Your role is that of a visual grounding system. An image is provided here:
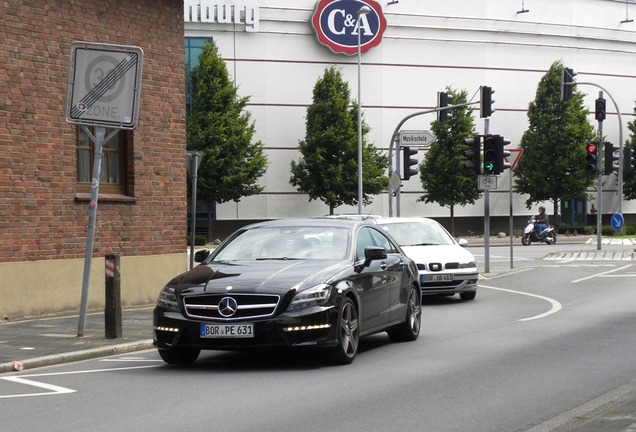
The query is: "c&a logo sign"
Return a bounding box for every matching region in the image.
[312,0,387,56]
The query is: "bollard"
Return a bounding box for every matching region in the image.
[105,253,122,339]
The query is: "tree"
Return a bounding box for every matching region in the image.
[514,61,595,223]
[290,65,388,214]
[418,88,481,235]
[187,41,268,239]
[623,108,636,201]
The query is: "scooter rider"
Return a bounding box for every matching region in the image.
[534,206,549,238]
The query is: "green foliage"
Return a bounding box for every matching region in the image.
[624,107,636,200]
[290,65,388,213]
[514,61,595,215]
[418,87,480,234]
[186,235,208,246]
[187,40,269,205]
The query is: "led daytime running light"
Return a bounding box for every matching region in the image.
[284,324,331,332]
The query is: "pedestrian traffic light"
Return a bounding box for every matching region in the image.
[595,97,606,122]
[463,135,481,175]
[604,142,619,175]
[561,67,576,101]
[483,135,497,174]
[495,135,511,174]
[585,142,598,175]
[402,146,418,181]
[480,86,495,118]
[625,147,634,174]
[437,91,451,122]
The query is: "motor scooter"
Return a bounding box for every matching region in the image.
[521,219,557,245]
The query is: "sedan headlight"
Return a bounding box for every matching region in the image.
[157,286,179,311]
[288,284,332,311]
[459,261,477,269]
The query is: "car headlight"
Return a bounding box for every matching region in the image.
[288,284,332,311]
[157,286,179,311]
[459,261,477,269]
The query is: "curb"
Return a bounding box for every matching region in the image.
[0,340,154,374]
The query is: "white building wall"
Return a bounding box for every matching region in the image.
[185,0,636,222]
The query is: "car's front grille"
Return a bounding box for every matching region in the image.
[183,293,280,321]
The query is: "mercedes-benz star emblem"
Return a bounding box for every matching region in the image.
[218,297,238,317]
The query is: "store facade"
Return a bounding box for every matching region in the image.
[185,0,636,236]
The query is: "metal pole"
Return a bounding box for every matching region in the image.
[484,118,490,273]
[189,153,199,270]
[356,8,369,214]
[509,170,514,269]
[596,93,603,249]
[78,126,105,337]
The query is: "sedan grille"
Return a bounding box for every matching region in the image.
[183,293,280,321]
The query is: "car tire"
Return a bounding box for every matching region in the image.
[460,291,477,301]
[388,287,421,342]
[158,347,201,365]
[330,298,359,365]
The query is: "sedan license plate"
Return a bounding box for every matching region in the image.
[421,274,453,283]
[200,323,254,338]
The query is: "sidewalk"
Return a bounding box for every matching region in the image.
[0,307,154,373]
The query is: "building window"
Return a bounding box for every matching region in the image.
[185,37,213,114]
[76,127,128,195]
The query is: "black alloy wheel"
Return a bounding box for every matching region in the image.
[388,287,421,342]
[331,298,359,365]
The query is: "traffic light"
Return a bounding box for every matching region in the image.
[625,147,634,174]
[463,135,481,175]
[604,142,619,175]
[437,91,450,122]
[483,135,497,174]
[595,97,606,122]
[480,86,495,118]
[495,135,511,174]
[402,146,418,181]
[561,67,576,101]
[585,142,598,175]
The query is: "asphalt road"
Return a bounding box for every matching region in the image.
[2,247,635,432]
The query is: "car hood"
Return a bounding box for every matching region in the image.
[169,259,348,295]
[400,244,476,265]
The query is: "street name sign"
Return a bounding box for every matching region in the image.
[65,42,144,129]
[399,130,436,147]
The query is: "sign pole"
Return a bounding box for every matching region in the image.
[78,126,105,337]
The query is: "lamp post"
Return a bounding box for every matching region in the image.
[356,5,370,214]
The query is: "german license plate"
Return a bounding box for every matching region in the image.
[200,323,254,338]
[421,274,453,283]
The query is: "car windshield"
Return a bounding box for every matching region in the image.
[380,222,455,247]
[212,225,351,262]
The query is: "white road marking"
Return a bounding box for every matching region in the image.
[481,284,562,321]
[571,264,633,283]
[0,363,159,399]
[0,376,75,398]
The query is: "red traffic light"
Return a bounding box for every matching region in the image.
[586,143,596,154]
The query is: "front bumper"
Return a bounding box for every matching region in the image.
[153,305,340,351]
[418,271,479,295]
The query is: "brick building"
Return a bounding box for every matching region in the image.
[1,0,187,320]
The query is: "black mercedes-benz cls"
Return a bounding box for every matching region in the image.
[153,218,421,365]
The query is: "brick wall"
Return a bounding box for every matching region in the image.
[0,0,187,262]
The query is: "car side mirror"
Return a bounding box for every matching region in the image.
[193,249,210,263]
[364,246,387,261]
[457,238,469,247]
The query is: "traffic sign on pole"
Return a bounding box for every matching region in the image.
[65,41,144,129]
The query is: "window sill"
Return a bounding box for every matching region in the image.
[74,193,137,203]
